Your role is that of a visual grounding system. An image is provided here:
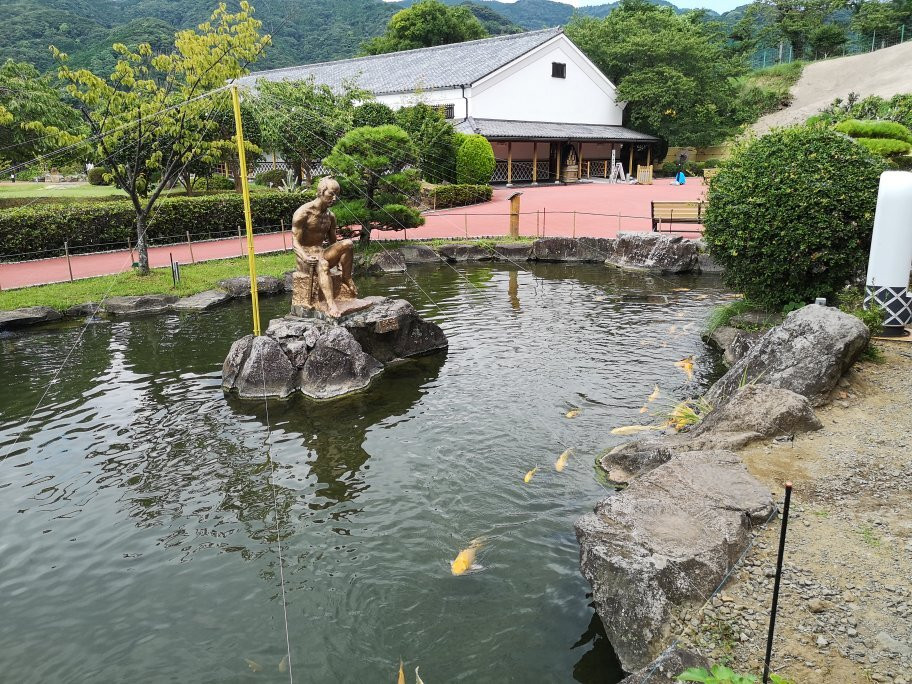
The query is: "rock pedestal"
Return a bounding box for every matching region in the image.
[222,296,447,400]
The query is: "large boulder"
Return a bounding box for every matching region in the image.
[222,334,296,398]
[604,233,699,274]
[705,326,760,367]
[694,384,821,439]
[342,297,448,362]
[530,237,613,262]
[103,295,177,316]
[173,289,233,311]
[0,306,63,331]
[490,242,533,262]
[619,648,711,684]
[436,243,492,262]
[363,250,406,273]
[398,244,440,264]
[298,326,384,399]
[218,275,284,297]
[706,304,869,406]
[575,450,775,672]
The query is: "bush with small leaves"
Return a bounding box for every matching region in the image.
[87,167,109,185]
[456,134,496,185]
[255,169,286,187]
[704,126,886,308]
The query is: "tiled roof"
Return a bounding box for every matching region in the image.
[454,117,660,142]
[238,28,563,95]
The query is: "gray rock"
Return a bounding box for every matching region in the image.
[0,306,63,330]
[604,233,699,274]
[693,384,822,441]
[283,270,294,291]
[365,249,406,273]
[298,326,383,399]
[65,302,101,318]
[490,242,532,262]
[436,243,492,262]
[103,295,177,316]
[173,289,233,311]
[729,310,783,329]
[223,334,296,398]
[575,450,775,671]
[696,253,724,274]
[218,275,284,297]
[530,237,613,262]
[706,305,870,406]
[398,244,441,264]
[706,326,760,367]
[619,648,711,684]
[342,297,448,363]
[600,444,675,486]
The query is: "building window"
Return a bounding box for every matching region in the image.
[435,103,455,119]
[551,62,566,78]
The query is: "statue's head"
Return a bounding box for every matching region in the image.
[317,177,341,207]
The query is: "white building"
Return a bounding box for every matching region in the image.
[241,28,658,183]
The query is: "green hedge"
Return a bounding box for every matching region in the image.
[834,119,912,144]
[255,169,286,187]
[427,184,493,209]
[854,137,912,157]
[87,167,110,186]
[0,190,314,259]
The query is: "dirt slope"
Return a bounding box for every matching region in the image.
[754,42,912,133]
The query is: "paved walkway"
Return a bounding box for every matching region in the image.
[0,179,705,290]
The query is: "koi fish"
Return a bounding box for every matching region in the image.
[245,658,262,673]
[594,295,606,302]
[398,660,406,684]
[451,538,484,575]
[565,408,581,418]
[611,425,663,436]
[523,467,538,483]
[669,324,678,334]
[639,405,649,414]
[672,287,691,292]
[675,357,695,380]
[279,655,288,673]
[694,294,709,300]
[415,666,426,684]
[648,385,661,402]
[555,449,572,472]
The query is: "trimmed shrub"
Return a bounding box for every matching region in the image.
[704,127,886,308]
[352,101,396,128]
[854,137,912,158]
[427,184,493,209]
[456,134,496,185]
[87,167,109,185]
[255,168,287,187]
[0,190,314,259]
[889,154,912,170]
[834,119,912,144]
[204,174,236,190]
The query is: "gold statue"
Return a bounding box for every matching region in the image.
[290,177,368,318]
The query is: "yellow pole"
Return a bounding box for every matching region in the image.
[231,85,261,337]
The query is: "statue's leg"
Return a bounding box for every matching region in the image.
[317,258,339,316]
[324,239,356,298]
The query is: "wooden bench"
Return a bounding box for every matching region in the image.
[651,201,705,232]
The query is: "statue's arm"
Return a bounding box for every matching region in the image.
[325,212,338,245]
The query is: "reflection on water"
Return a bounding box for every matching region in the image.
[0,264,727,683]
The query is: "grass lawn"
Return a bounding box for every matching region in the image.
[0,236,536,311]
[0,182,128,199]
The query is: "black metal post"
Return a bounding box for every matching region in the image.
[763,481,793,683]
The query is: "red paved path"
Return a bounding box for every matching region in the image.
[0,179,705,290]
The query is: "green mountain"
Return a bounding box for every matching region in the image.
[2,0,731,74]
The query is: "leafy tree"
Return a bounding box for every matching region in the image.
[455,134,495,184]
[323,124,423,244]
[704,126,885,308]
[360,0,488,55]
[353,101,396,128]
[256,78,366,185]
[851,0,900,39]
[395,103,457,183]
[48,3,269,274]
[209,101,263,191]
[758,0,842,59]
[567,1,747,146]
[0,60,82,171]
[808,23,848,56]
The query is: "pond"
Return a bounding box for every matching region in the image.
[0,263,730,683]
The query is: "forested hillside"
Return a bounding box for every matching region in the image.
[2,0,718,73]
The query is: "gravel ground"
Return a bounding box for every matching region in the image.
[679,342,912,683]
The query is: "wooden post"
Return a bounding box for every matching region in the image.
[272,152,277,170]
[646,146,652,168]
[578,143,584,178]
[186,231,195,263]
[543,207,547,235]
[604,151,609,178]
[532,142,538,184]
[464,213,468,239]
[64,241,74,282]
[587,161,591,178]
[506,141,513,187]
[536,210,540,237]
[508,192,522,238]
[127,236,134,263]
[238,224,244,256]
[281,220,287,251]
[628,145,634,178]
[572,211,577,239]
[555,147,561,184]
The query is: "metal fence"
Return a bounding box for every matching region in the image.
[749,24,910,69]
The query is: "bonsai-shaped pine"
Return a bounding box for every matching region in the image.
[704,126,886,309]
[324,124,423,245]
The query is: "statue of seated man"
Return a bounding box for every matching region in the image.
[291,177,356,317]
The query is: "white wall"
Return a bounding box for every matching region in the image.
[468,36,624,126]
[375,88,467,119]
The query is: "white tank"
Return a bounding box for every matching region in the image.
[864,171,912,334]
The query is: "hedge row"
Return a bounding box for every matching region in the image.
[854,137,912,158]
[834,119,912,144]
[0,190,314,260]
[427,184,493,209]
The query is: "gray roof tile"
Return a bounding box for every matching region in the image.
[239,28,563,94]
[454,117,660,142]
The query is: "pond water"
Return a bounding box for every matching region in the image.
[0,263,731,683]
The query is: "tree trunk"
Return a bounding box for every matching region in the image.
[359,223,370,246]
[303,159,313,186]
[181,170,193,196]
[229,157,242,192]
[135,212,150,275]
